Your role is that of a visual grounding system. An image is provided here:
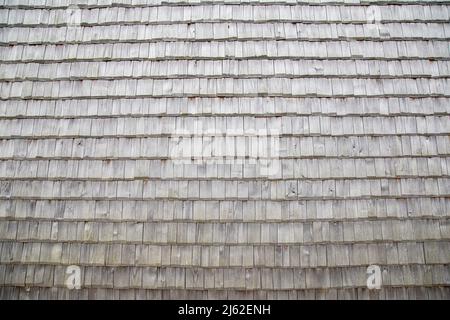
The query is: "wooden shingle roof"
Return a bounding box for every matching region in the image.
[0,0,449,299]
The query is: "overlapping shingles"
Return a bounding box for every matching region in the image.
[1,157,449,179]
[3,59,450,80]
[2,40,449,63]
[1,5,449,26]
[2,0,450,8]
[0,1,449,299]
[2,23,450,44]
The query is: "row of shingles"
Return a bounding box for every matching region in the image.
[0,244,446,277]
[1,157,449,178]
[1,80,450,100]
[0,263,449,291]
[2,59,450,81]
[1,98,449,118]
[0,115,447,137]
[13,178,448,201]
[1,240,446,267]
[1,41,448,63]
[1,0,450,8]
[0,198,448,221]
[1,261,449,289]
[0,234,448,271]
[1,23,450,45]
[0,177,448,199]
[0,217,448,242]
[2,286,450,300]
[1,4,449,26]
[3,78,450,99]
[0,247,446,277]
[1,136,448,159]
